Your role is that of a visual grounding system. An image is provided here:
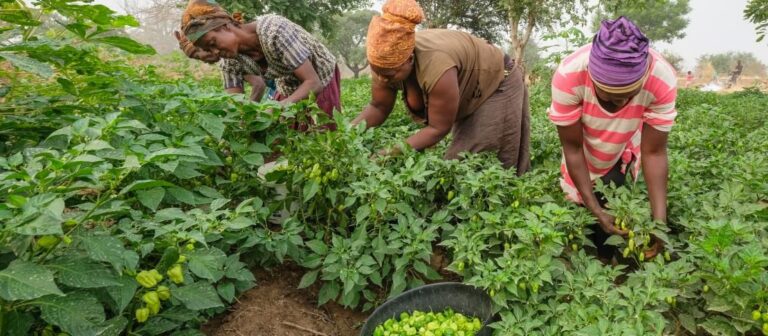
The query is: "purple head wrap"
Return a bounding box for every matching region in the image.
[589,16,649,88]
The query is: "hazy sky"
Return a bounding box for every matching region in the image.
[656,0,768,70]
[99,0,767,70]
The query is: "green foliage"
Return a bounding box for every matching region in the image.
[745,0,768,42]
[661,50,685,72]
[420,0,507,44]
[325,10,376,78]
[594,0,692,43]
[2,1,768,335]
[697,52,768,77]
[214,0,370,37]
[500,0,591,64]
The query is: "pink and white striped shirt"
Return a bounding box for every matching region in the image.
[548,45,678,203]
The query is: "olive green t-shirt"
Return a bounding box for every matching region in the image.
[413,29,505,120]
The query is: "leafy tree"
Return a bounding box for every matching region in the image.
[419,0,507,44]
[325,10,376,78]
[215,0,370,37]
[661,50,685,72]
[122,0,183,54]
[593,0,691,43]
[744,0,768,42]
[499,0,591,65]
[696,52,767,77]
[510,38,542,68]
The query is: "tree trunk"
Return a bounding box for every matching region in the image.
[349,63,367,79]
[507,3,539,69]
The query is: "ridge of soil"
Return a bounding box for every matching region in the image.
[202,265,368,336]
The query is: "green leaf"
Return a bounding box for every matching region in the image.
[298,270,319,289]
[167,187,198,205]
[105,275,138,315]
[699,317,738,336]
[46,257,120,288]
[389,269,407,299]
[317,281,340,306]
[199,114,225,140]
[305,240,328,255]
[3,311,35,336]
[355,205,371,223]
[7,194,27,208]
[242,153,264,166]
[94,36,156,55]
[38,292,105,336]
[156,247,181,273]
[136,318,179,336]
[57,77,78,95]
[0,260,63,301]
[678,314,697,334]
[146,148,206,162]
[217,281,236,303]
[188,248,227,281]
[95,317,129,336]
[172,281,225,310]
[247,142,272,153]
[71,154,104,163]
[303,179,320,201]
[170,329,206,336]
[0,52,53,78]
[14,198,65,236]
[119,180,176,195]
[137,187,165,211]
[0,8,41,26]
[604,235,625,246]
[81,235,139,273]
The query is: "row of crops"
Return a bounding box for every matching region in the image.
[1,1,768,335]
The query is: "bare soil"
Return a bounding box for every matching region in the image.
[202,265,368,336]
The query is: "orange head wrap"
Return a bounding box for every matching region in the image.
[366,0,424,69]
[181,0,237,44]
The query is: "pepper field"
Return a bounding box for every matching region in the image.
[1,3,767,336]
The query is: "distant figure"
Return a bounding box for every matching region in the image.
[728,60,743,88]
[685,70,694,88]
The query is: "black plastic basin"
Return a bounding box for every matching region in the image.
[359,282,496,336]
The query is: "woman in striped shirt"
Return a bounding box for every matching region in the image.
[548,17,677,261]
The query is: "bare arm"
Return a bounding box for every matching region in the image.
[281,59,323,105]
[352,76,397,128]
[556,122,626,235]
[244,74,266,102]
[641,125,669,222]
[225,87,244,94]
[405,68,459,150]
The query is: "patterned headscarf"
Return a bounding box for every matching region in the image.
[181,0,237,44]
[176,12,243,58]
[366,0,424,69]
[589,16,650,94]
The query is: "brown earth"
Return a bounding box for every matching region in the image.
[202,265,368,336]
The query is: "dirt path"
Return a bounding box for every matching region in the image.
[202,265,368,336]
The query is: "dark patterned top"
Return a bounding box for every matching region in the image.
[252,14,336,96]
[219,54,261,90]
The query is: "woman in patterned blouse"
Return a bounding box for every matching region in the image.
[181,0,340,126]
[174,30,268,102]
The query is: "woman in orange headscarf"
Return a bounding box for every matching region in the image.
[353,0,531,174]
